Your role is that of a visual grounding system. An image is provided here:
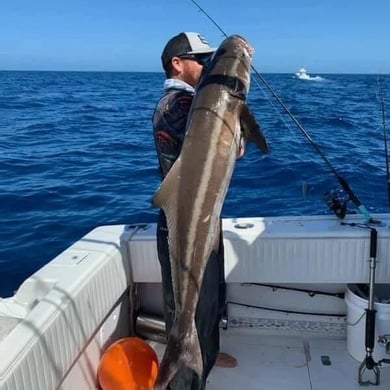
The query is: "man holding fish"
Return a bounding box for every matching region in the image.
[152,31,267,389]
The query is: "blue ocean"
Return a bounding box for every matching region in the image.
[1,71,389,297]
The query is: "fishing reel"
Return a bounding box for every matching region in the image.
[323,189,348,219]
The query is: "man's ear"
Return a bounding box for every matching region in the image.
[170,57,182,74]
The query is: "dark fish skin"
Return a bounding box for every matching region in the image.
[152,34,267,389]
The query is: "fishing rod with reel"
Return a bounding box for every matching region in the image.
[377,75,389,208]
[190,0,379,224]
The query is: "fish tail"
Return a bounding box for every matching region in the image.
[154,320,202,389]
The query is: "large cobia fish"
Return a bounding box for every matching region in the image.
[152,34,268,389]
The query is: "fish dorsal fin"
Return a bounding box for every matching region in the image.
[152,158,182,308]
[240,104,269,153]
[152,157,181,211]
[152,157,182,247]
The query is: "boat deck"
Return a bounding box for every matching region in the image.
[150,330,390,389]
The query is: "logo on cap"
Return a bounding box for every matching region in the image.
[197,34,209,45]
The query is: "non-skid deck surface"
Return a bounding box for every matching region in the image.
[149,332,390,389]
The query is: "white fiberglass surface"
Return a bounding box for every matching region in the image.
[149,331,390,389]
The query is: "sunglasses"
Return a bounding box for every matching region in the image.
[178,54,212,66]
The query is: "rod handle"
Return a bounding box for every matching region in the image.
[370,228,377,258]
[365,309,377,350]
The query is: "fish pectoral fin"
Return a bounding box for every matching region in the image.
[155,320,203,389]
[240,104,269,153]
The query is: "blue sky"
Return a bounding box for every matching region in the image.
[1,0,389,73]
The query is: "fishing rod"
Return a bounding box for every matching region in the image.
[378,75,389,207]
[190,0,376,223]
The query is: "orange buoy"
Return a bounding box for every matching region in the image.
[98,337,159,390]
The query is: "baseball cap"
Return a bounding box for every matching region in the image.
[161,32,216,69]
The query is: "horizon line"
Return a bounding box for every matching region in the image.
[1,69,389,76]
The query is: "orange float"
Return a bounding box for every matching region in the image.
[98,337,159,390]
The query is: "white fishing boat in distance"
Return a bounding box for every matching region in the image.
[1,214,390,389]
[295,67,323,81]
